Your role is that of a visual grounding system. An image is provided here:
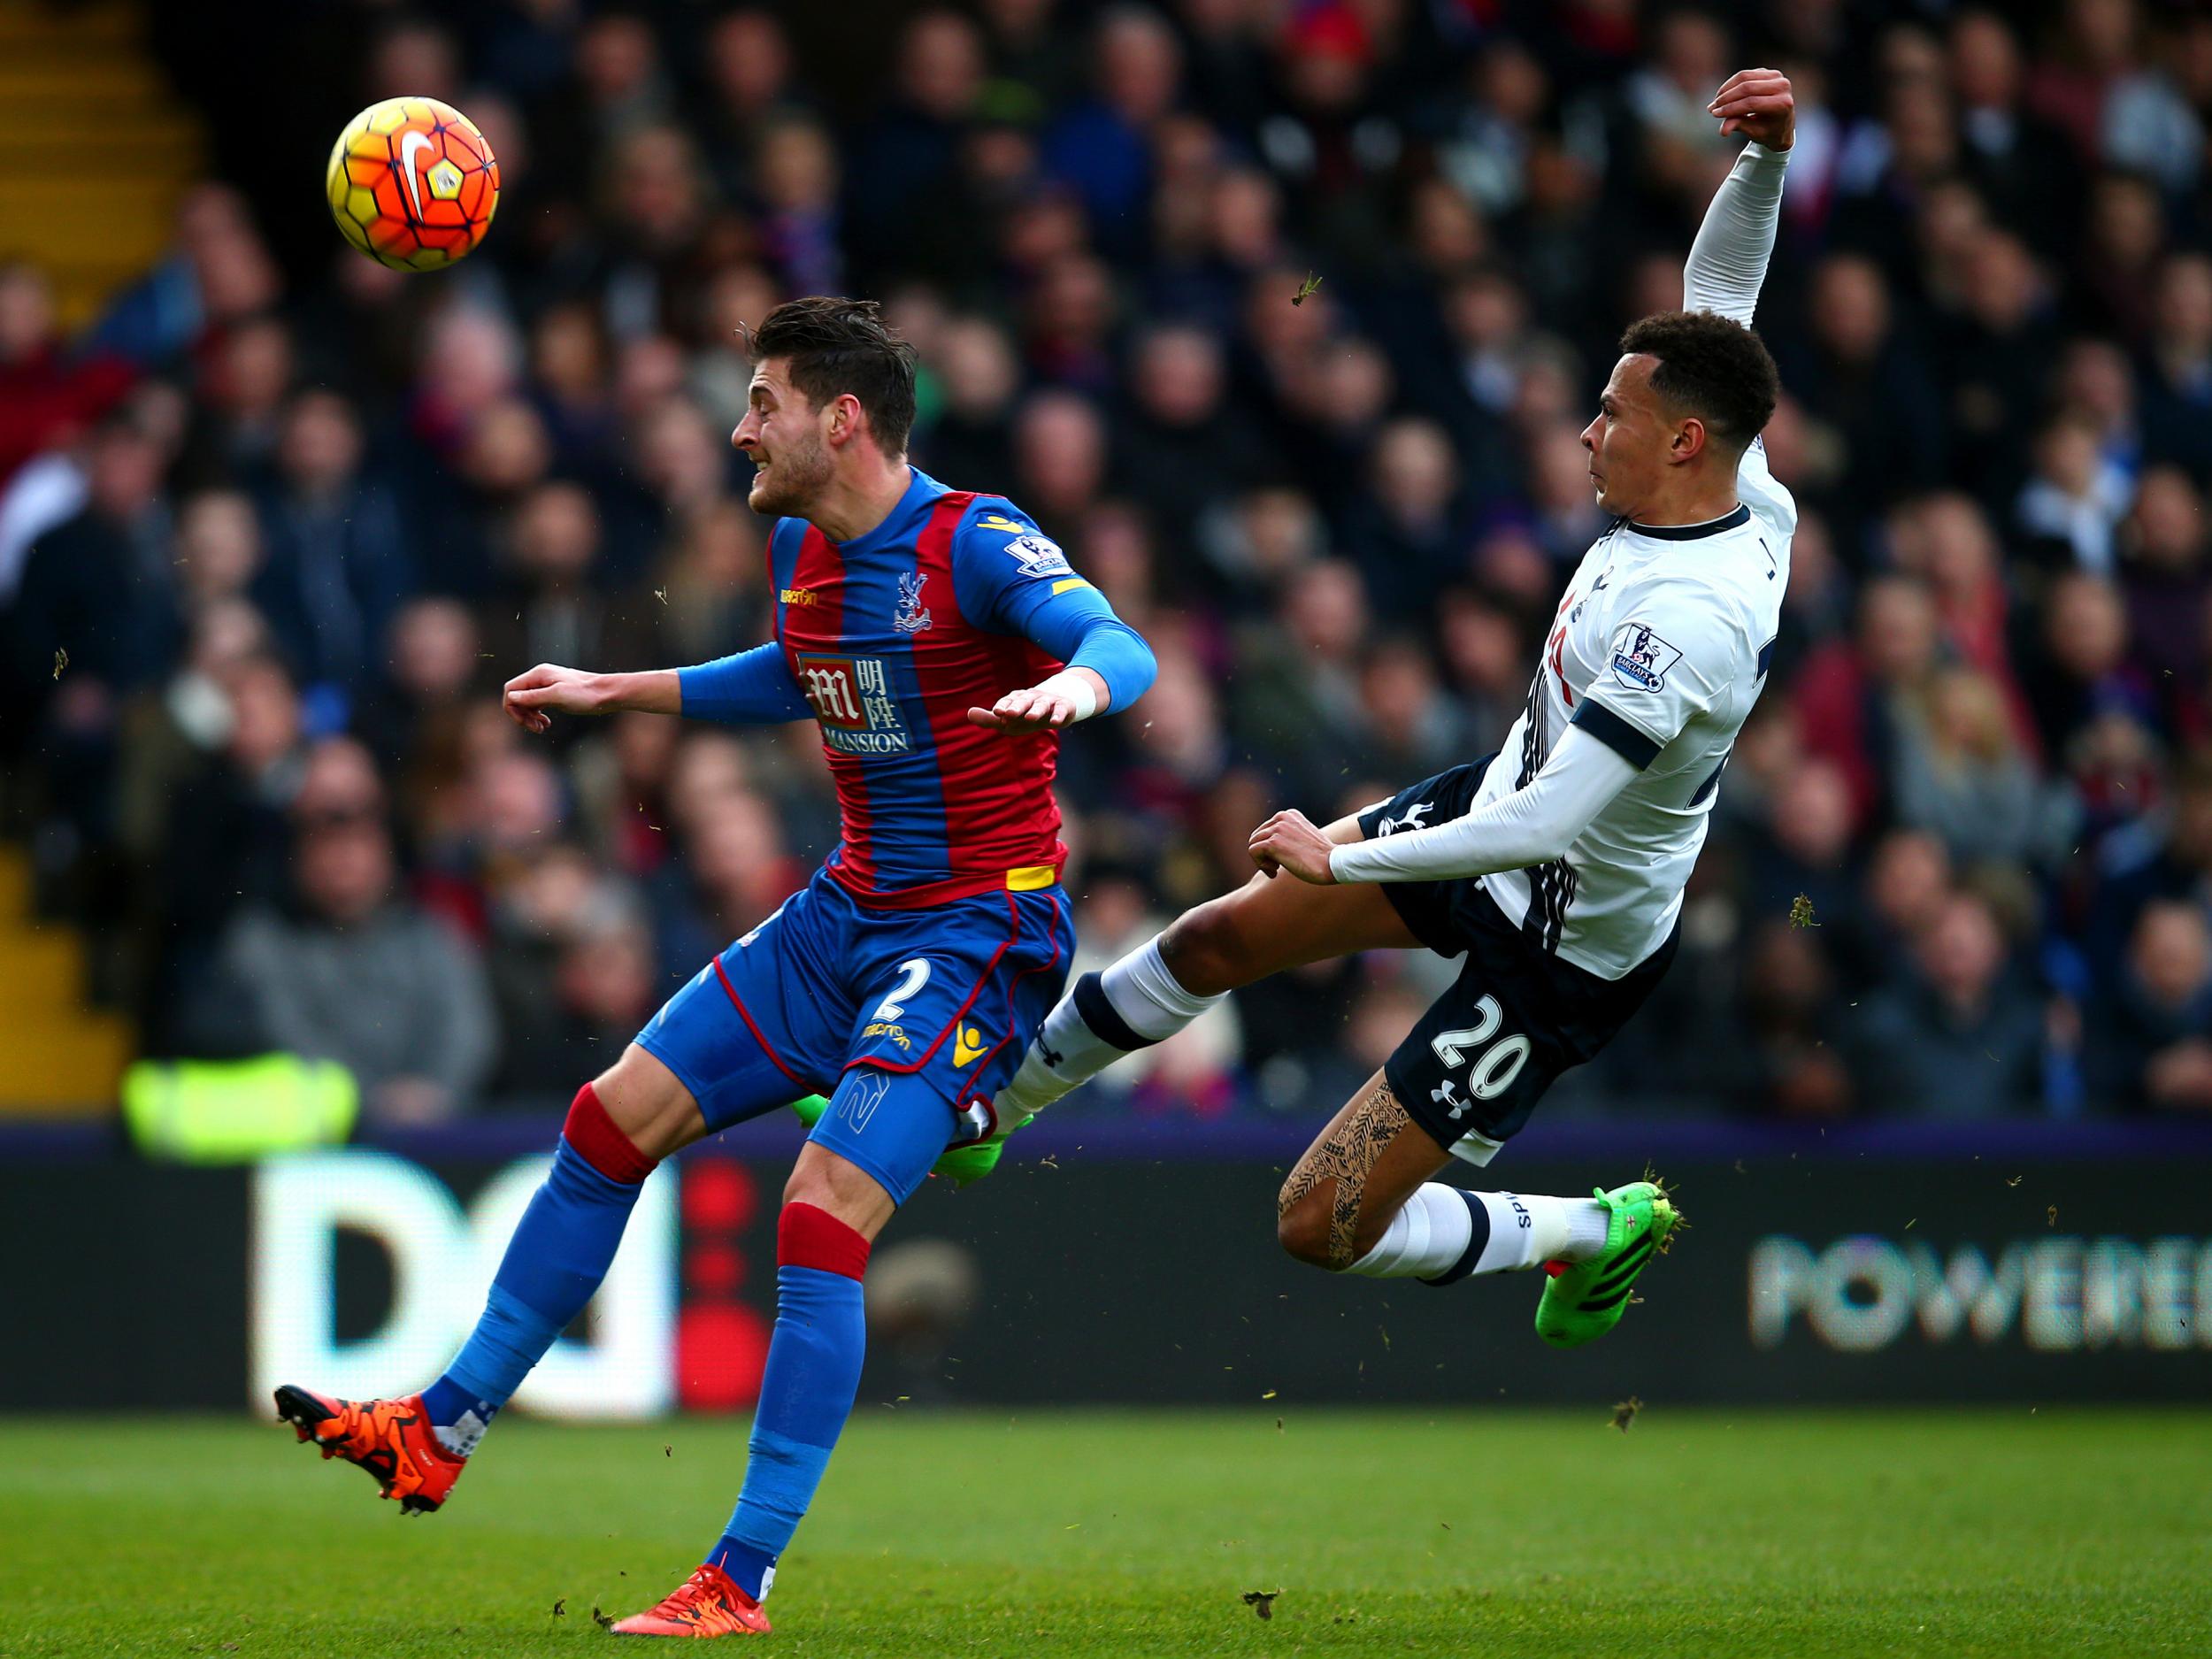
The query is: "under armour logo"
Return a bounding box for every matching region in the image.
[1430,1077,1467,1119]
[1379,802,1432,837]
[1038,1040,1065,1069]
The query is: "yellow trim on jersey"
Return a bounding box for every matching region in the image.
[1006,864,1056,891]
[1051,577,1091,595]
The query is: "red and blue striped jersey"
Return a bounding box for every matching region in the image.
[767,469,1102,909]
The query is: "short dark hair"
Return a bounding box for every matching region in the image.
[746,296,918,455]
[1617,309,1780,453]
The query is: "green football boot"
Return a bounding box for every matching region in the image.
[1533,1179,1680,1348]
[787,1094,1031,1189]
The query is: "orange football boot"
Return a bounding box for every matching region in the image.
[273,1385,465,1514]
[610,1564,773,1638]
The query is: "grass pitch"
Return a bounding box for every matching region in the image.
[0,1409,2204,1657]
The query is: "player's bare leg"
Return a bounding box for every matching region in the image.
[276,1043,703,1510]
[1274,1072,1453,1270]
[1271,1070,1667,1303]
[1000,813,1417,1116]
[594,1041,714,1160]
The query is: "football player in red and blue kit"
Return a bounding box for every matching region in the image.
[273,297,1156,1639]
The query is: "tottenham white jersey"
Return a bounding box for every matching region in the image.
[1472,442,1795,979]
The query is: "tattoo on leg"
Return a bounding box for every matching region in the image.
[1278,1081,1410,1269]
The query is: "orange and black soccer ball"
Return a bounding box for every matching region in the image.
[325,97,499,271]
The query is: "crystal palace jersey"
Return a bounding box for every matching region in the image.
[767,468,1086,909]
[1471,440,1796,978]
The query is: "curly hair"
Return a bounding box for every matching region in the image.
[745,296,918,455]
[1617,309,1780,453]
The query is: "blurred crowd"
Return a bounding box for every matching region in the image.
[3,0,2210,1127]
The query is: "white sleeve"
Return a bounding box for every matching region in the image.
[1326,725,1640,885]
[1578,574,1749,755]
[1683,142,1789,326]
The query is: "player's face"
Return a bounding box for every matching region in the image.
[733,358,833,518]
[1580,354,1671,518]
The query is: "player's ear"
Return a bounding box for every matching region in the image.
[1672,416,1708,465]
[826,392,863,448]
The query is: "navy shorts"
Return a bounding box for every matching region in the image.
[1356,758,1678,1163]
[636,865,1074,1204]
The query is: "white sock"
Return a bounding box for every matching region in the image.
[1000,935,1225,1115]
[1481,1192,1612,1268]
[1348,1188,1611,1283]
[1346,1184,1476,1278]
[1101,935,1223,1038]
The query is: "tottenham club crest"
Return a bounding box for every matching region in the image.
[894,570,933,634]
[1608,620,1683,693]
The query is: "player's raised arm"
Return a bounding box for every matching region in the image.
[502,641,810,733]
[1683,68,1793,326]
[950,501,1157,736]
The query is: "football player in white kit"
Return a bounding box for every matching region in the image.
[988,68,1799,1347]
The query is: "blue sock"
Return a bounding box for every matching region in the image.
[424,1129,648,1454]
[707,1206,870,1600]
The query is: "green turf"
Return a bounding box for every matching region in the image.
[1,1409,2205,1656]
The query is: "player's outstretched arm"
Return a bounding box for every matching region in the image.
[1684,68,1793,326]
[1250,725,1640,886]
[503,641,812,733]
[503,664,680,732]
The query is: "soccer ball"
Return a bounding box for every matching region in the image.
[325,97,499,272]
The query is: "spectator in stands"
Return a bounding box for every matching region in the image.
[1847,892,2047,1118]
[2091,900,2212,1110]
[1113,323,1269,540]
[9,1,2212,1130]
[1793,574,1943,830]
[254,390,411,695]
[0,262,134,488]
[1892,667,2079,871]
[477,480,612,687]
[188,810,495,1123]
[2120,466,2212,715]
[2090,758,2212,971]
[2139,253,2212,478]
[1791,254,1948,555]
[1342,417,1472,619]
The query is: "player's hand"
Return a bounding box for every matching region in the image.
[1248,808,1338,884]
[1709,67,1793,150]
[967,673,1094,736]
[503,664,606,733]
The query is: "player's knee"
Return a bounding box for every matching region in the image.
[562,1081,657,1184]
[1161,901,1253,997]
[585,1046,703,1164]
[1274,1191,1344,1271]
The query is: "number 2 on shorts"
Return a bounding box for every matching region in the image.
[872,957,932,1021]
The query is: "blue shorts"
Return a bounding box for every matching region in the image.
[636,866,1074,1205]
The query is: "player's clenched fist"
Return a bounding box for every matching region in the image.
[1248,808,1338,884]
[1708,67,1793,150]
[503,663,607,733]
